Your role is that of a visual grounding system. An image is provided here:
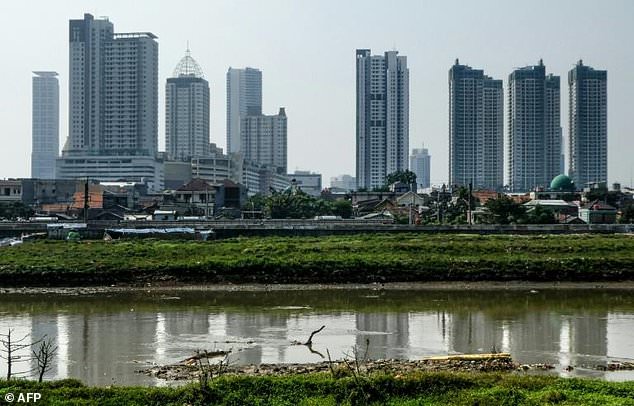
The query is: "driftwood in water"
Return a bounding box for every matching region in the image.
[304,325,325,346]
[425,353,511,361]
[181,350,230,365]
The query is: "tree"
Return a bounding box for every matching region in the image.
[620,204,634,224]
[266,190,332,219]
[484,195,526,224]
[32,337,58,382]
[524,205,557,224]
[386,170,417,188]
[0,329,43,380]
[0,202,34,220]
[332,200,353,219]
[243,194,267,211]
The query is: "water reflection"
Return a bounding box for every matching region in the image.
[0,288,632,386]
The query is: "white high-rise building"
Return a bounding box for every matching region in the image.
[568,60,607,187]
[31,71,59,179]
[508,60,561,192]
[226,67,262,154]
[449,60,503,190]
[356,49,409,190]
[240,108,287,172]
[166,48,210,161]
[410,146,431,190]
[58,14,163,190]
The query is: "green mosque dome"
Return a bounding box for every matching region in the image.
[550,174,575,191]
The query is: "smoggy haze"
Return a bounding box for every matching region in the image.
[1,0,633,186]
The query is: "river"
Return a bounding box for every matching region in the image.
[0,286,633,386]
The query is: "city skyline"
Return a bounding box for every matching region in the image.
[1,1,633,187]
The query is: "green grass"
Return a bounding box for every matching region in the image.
[1,373,634,405]
[1,234,634,286]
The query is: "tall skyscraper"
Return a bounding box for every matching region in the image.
[508,60,561,192]
[545,74,563,184]
[410,146,431,189]
[58,14,163,190]
[356,49,409,190]
[226,67,262,154]
[448,60,503,190]
[240,108,287,172]
[568,60,607,187]
[31,71,59,179]
[166,48,210,161]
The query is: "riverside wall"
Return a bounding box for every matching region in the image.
[1,220,633,239]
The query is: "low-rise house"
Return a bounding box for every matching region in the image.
[153,210,177,221]
[395,191,429,208]
[579,200,617,224]
[164,178,246,218]
[523,199,579,222]
[0,180,22,202]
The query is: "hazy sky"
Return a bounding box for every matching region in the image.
[1,0,633,187]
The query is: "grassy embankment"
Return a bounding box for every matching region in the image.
[1,234,634,286]
[2,373,634,405]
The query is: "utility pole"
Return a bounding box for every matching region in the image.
[83,177,89,223]
[467,182,473,225]
[205,185,209,219]
[409,181,415,225]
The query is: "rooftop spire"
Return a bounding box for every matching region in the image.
[172,44,204,78]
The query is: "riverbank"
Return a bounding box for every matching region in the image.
[2,372,634,405]
[1,234,634,286]
[142,354,519,381]
[4,280,634,296]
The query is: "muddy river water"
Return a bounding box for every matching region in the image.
[1,286,633,386]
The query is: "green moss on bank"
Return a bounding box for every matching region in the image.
[1,373,634,405]
[1,234,634,286]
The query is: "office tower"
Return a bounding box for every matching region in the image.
[330,174,357,191]
[31,71,59,179]
[240,108,287,172]
[226,67,262,154]
[58,14,163,190]
[568,60,607,187]
[166,48,210,160]
[288,170,322,197]
[356,49,409,190]
[448,60,503,190]
[410,146,431,189]
[507,60,561,192]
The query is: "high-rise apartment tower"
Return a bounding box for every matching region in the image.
[356,49,409,190]
[31,71,59,179]
[507,60,562,192]
[568,60,607,187]
[240,108,287,172]
[57,14,163,190]
[448,60,503,190]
